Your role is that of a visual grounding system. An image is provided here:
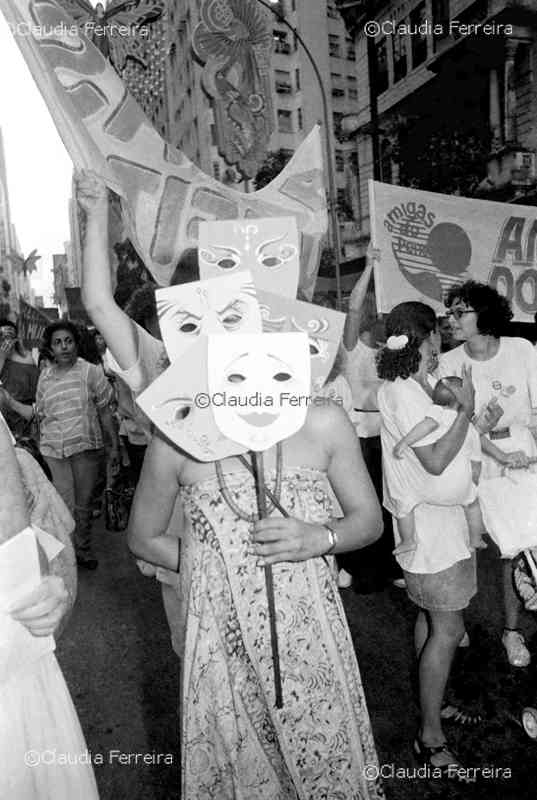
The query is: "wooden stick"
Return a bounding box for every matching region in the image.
[251,450,283,709]
[237,454,289,518]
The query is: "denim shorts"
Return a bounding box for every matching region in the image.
[404,553,477,612]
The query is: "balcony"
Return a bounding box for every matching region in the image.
[274,40,292,55]
[276,81,293,94]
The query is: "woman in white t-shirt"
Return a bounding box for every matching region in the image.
[440,281,537,669]
[377,301,477,777]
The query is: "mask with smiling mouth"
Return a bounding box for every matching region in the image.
[136,332,311,459]
[208,332,310,452]
[156,270,262,363]
[198,218,300,298]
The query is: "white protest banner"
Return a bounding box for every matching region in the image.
[369,180,537,321]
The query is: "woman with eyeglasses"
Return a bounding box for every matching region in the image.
[440,280,537,668]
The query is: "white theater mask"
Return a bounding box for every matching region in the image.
[208,332,311,452]
[156,271,262,362]
[198,218,300,297]
[256,291,344,392]
[136,337,237,462]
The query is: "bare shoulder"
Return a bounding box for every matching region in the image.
[305,401,354,447]
[148,430,187,479]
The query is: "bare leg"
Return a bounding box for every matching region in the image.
[502,557,530,666]
[394,512,417,556]
[465,500,487,550]
[418,609,465,761]
[504,558,521,630]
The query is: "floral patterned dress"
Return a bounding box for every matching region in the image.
[177,466,384,800]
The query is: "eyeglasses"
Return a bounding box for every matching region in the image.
[446,308,475,321]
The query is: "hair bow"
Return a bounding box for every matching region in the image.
[386,334,408,351]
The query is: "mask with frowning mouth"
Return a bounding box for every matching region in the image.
[156,270,262,363]
[198,217,300,298]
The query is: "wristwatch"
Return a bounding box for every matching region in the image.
[322,521,339,555]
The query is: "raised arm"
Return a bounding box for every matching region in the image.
[76,169,139,370]
[343,246,377,351]
[127,432,185,571]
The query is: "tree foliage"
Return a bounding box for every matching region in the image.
[254,150,292,190]
[396,126,490,197]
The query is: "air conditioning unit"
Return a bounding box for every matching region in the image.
[512,151,536,185]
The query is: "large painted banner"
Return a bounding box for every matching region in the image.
[370,180,537,322]
[0,0,328,296]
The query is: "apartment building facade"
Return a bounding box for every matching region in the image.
[337,0,537,261]
[166,0,364,263]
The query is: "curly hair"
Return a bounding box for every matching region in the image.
[445,280,513,338]
[124,283,157,331]
[42,320,80,352]
[376,302,437,381]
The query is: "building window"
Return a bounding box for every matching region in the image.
[392,29,407,83]
[277,108,293,133]
[327,2,338,19]
[331,72,345,98]
[329,34,340,58]
[297,107,303,130]
[333,111,343,138]
[213,162,221,180]
[335,150,345,171]
[273,29,291,54]
[210,124,217,146]
[432,0,450,45]
[346,37,356,61]
[347,75,358,100]
[410,2,428,68]
[375,37,389,94]
[295,68,301,91]
[275,69,292,94]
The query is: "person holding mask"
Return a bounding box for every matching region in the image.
[440,281,537,667]
[36,322,119,570]
[128,399,385,798]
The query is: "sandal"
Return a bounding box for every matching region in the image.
[414,736,475,783]
[441,703,484,726]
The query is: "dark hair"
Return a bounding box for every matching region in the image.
[170,248,200,286]
[124,282,157,331]
[42,321,80,351]
[0,318,26,357]
[376,301,437,381]
[445,280,513,338]
[433,376,462,407]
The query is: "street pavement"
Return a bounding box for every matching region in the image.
[56,515,537,800]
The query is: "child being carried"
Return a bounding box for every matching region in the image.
[393,376,487,556]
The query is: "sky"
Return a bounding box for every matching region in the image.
[0,10,74,305]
